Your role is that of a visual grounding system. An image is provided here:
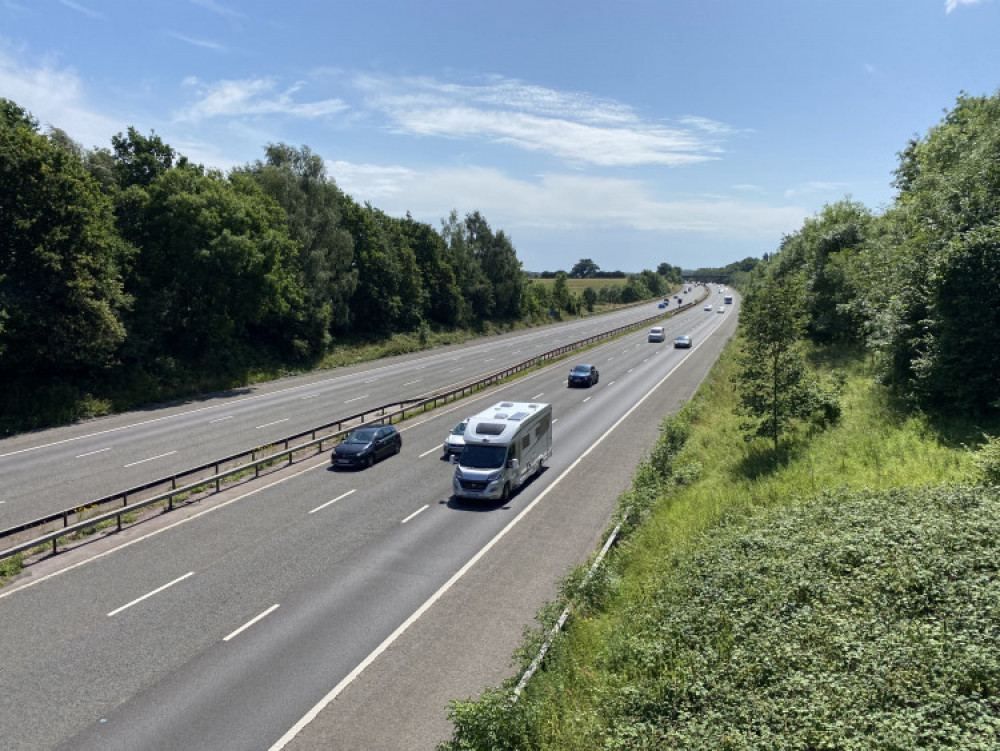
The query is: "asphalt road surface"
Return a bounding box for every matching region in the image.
[0,287,739,750]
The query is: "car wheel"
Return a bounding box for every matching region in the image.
[366,454,375,468]
[394,442,401,455]
[500,483,510,502]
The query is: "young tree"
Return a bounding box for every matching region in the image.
[734,270,814,450]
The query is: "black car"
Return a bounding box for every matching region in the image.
[332,425,402,468]
[568,363,599,387]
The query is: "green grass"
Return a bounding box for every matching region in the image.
[443,339,1000,750]
[528,277,631,294]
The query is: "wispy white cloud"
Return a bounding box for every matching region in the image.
[945,0,985,12]
[188,0,245,18]
[354,74,733,168]
[174,77,349,121]
[330,161,805,240]
[0,47,122,148]
[167,32,228,52]
[60,0,102,19]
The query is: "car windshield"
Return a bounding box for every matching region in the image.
[344,428,378,444]
[571,365,592,374]
[451,422,467,436]
[459,444,508,469]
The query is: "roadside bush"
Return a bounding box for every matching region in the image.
[591,485,1000,749]
[971,433,1000,485]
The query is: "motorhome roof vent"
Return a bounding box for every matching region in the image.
[509,412,529,421]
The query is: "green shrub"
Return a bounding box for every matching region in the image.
[971,434,1000,485]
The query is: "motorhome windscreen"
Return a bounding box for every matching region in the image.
[460,444,507,469]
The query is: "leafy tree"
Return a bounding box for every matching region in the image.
[237,143,357,342]
[639,269,665,297]
[440,210,493,323]
[620,274,651,303]
[657,262,683,285]
[582,286,597,312]
[119,164,307,369]
[734,269,814,450]
[551,272,572,315]
[338,198,423,334]
[0,99,131,378]
[465,211,523,319]
[865,89,1000,411]
[111,126,175,189]
[916,222,1000,411]
[570,258,600,278]
[401,213,465,326]
[777,199,873,343]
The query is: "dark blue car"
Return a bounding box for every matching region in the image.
[332,425,402,468]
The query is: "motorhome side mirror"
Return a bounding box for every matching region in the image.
[450,454,458,464]
[509,458,519,470]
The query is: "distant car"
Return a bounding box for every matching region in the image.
[568,363,599,387]
[443,419,470,456]
[658,302,667,308]
[674,334,692,348]
[704,304,713,311]
[648,326,665,342]
[332,425,401,468]
[717,306,725,313]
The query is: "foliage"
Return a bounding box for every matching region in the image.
[444,342,994,750]
[236,143,357,341]
[2,98,577,431]
[776,199,874,343]
[0,98,131,380]
[569,258,600,278]
[971,434,1000,485]
[117,163,308,370]
[591,484,1000,750]
[733,269,817,450]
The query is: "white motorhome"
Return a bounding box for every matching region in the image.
[452,401,552,501]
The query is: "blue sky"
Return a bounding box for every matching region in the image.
[2,0,998,272]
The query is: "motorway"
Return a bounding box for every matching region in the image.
[2,293,698,531]
[0,287,739,750]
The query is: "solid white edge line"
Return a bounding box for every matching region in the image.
[418,446,442,458]
[308,489,357,515]
[400,505,428,524]
[269,345,693,750]
[107,571,194,617]
[224,604,280,642]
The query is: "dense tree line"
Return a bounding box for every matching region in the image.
[0,99,682,430]
[740,88,1000,417]
[685,256,761,285]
